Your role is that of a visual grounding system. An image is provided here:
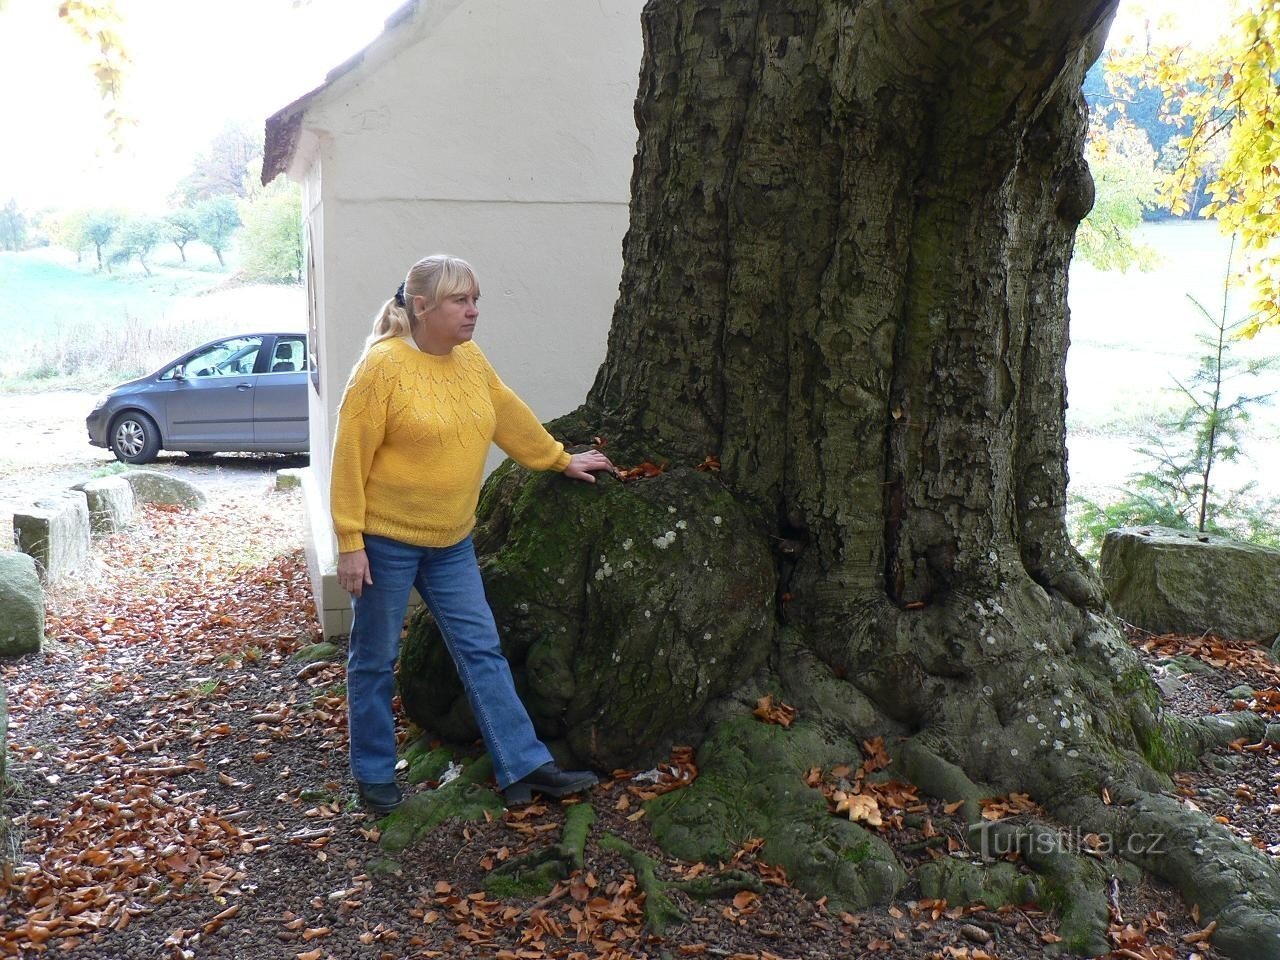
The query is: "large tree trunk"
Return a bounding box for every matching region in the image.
[400,3,1280,955]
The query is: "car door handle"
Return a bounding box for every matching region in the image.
[237,383,252,391]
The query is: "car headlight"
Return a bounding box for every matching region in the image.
[90,393,111,412]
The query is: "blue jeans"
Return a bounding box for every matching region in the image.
[346,534,553,789]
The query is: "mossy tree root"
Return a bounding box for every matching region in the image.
[891,738,1112,955]
[378,758,502,856]
[598,833,763,935]
[972,821,1111,957]
[898,733,1280,960]
[1064,784,1280,960]
[483,802,597,899]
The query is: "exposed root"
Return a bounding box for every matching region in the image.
[1064,784,1280,960]
[378,758,503,856]
[972,821,1111,956]
[646,715,906,913]
[598,833,762,935]
[484,803,596,899]
[892,737,992,825]
[889,738,1112,954]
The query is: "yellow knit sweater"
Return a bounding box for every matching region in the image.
[330,337,570,552]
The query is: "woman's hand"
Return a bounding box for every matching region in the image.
[338,548,374,597]
[564,449,616,483]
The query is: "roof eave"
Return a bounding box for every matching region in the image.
[261,0,419,185]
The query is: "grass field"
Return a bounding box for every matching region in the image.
[0,245,232,336]
[0,245,303,389]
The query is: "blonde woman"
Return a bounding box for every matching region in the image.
[331,254,613,814]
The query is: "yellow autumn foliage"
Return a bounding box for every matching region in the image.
[1108,0,1280,335]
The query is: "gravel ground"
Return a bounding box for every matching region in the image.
[0,389,308,544]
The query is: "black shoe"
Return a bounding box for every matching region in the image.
[504,763,598,805]
[357,781,403,815]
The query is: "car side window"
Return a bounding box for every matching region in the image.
[268,337,306,374]
[185,337,264,378]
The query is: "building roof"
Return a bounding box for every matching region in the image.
[262,0,418,184]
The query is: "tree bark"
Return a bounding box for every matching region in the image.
[400,3,1280,954]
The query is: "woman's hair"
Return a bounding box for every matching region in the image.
[363,254,480,354]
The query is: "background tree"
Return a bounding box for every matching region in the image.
[50,208,89,262]
[393,2,1280,955]
[238,158,301,282]
[237,182,302,283]
[163,208,200,262]
[194,196,239,268]
[1108,2,1280,334]
[0,198,27,251]
[1075,111,1160,271]
[173,122,263,204]
[110,215,162,275]
[82,210,120,271]
[1073,239,1279,556]
[54,0,133,147]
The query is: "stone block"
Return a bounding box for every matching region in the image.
[13,490,91,582]
[0,551,43,657]
[76,476,136,535]
[122,469,207,509]
[1100,525,1280,642]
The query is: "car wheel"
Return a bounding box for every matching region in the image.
[109,412,161,464]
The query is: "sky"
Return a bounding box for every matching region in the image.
[0,0,1240,214]
[0,0,407,210]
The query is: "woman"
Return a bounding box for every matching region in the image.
[331,254,614,814]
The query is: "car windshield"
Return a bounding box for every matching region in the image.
[172,337,264,379]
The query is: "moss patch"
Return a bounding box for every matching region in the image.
[378,757,501,855]
[647,714,906,914]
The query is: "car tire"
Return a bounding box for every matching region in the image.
[109,412,161,464]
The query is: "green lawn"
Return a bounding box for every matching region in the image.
[0,247,233,341]
[0,245,304,390]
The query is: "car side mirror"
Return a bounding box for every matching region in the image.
[172,365,187,381]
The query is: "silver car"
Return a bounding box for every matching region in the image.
[86,332,309,464]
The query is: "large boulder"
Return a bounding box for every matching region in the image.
[0,551,43,657]
[122,469,207,509]
[12,490,91,582]
[74,475,136,534]
[399,466,777,770]
[1100,526,1280,642]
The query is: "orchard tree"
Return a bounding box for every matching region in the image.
[83,211,120,271]
[111,216,162,275]
[164,209,200,262]
[195,196,240,268]
[395,3,1280,956]
[50,209,90,262]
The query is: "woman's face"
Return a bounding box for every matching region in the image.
[414,286,480,354]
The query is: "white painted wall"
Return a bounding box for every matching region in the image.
[279,0,645,635]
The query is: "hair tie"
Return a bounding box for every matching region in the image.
[394,282,406,308]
